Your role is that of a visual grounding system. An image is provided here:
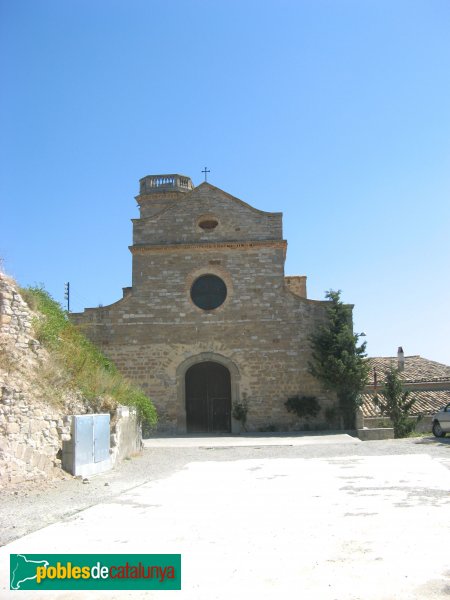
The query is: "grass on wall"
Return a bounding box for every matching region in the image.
[20,286,157,427]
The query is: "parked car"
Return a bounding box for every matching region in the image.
[432,403,450,437]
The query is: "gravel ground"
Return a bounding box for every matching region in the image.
[1,435,449,547]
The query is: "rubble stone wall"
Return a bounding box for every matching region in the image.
[0,274,141,487]
[0,273,74,485]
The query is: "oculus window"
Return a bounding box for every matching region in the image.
[191,274,227,310]
[198,218,219,231]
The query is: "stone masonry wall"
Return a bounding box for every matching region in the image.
[285,276,307,299]
[0,273,77,486]
[133,184,282,246]
[0,273,142,487]
[71,182,338,433]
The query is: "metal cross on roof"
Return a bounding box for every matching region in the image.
[201,167,210,182]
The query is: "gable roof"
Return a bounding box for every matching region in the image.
[135,181,282,224]
[367,355,450,384]
[361,390,450,417]
[192,182,282,217]
[361,354,450,417]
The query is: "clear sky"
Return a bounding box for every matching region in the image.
[1,0,449,364]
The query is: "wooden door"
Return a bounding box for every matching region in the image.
[185,362,231,433]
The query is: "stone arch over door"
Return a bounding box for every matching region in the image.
[176,353,240,434]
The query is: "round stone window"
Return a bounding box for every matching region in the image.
[198,217,219,231]
[191,274,227,310]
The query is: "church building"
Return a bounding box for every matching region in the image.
[71,173,341,433]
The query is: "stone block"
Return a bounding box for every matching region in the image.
[38,454,50,471]
[14,444,25,459]
[23,446,33,461]
[31,450,42,468]
[6,422,19,434]
[30,420,43,433]
[9,474,25,485]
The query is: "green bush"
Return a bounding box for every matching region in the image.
[324,405,338,425]
[21,286,157,427]
[232,398,249,431]
[285,395,320,420]
[308,290,369,429]
[258,424,277,432]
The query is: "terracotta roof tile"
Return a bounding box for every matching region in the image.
[366,356,450,384]
[361,390,450,417]
[361,355,450,418]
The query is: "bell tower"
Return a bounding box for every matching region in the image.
[136,174,194,218]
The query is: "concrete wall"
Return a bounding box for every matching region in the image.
[364,415,433,433]
[111,406,141,462]
[357,428,395,441]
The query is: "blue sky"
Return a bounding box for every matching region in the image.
[1,0,449,364]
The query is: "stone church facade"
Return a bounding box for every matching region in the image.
[71,173,340,433]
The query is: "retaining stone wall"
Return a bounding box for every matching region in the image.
[0,273,86,485]
[0,273,141,487]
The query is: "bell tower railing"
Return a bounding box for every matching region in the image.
[139,174,194,194]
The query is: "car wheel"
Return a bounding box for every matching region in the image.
[432,421,446,438]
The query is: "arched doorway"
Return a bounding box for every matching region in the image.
[185,362,231,433]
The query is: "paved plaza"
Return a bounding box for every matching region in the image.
[1,435,449,599]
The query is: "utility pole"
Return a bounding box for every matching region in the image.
[64,282,70,312]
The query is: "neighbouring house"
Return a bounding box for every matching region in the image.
[361,347,450,430]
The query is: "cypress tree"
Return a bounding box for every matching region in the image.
[308,290,370,428]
